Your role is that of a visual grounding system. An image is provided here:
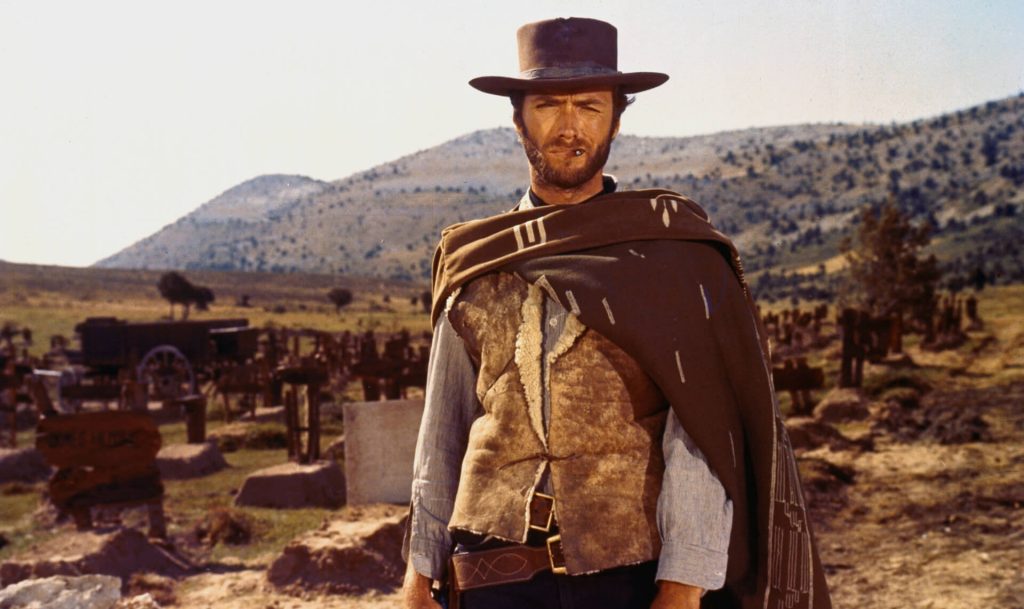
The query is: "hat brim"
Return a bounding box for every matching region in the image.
[469,72,668,97]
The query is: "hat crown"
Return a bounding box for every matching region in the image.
[517,18,618,76]
[468,17,667,97]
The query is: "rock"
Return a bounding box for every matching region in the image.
[155,442,227,480]
[813,388,869,423]
[0,574,121,609]
[267,512,406,595]
[234,461,345,508]
[0,448,51,484]
[323,435,345,461]
[0,529,189,587]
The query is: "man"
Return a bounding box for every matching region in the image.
[403,17,831,609]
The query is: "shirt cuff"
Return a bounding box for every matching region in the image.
[656,539,729,591]
[409,534,450,581]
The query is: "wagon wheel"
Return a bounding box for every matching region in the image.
[137,346,196,402]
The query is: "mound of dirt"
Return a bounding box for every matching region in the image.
[797,457,856,529]
[813,388,869,423]
[207,422,287,453]
[786,417,872,452]
[266,512,407,595]
[872,387,992,444]
[0,528,190,587]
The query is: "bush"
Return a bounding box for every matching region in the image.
[193,507,258,546]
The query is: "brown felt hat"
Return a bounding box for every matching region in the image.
[470,17,669,96]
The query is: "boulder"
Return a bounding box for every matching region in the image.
[813,388,869,423]
[0,574,121,609]
[0,529,189,587]
[234,461,345,509]
[267,512,406,595]
[155,442,227,480]
[0,448,51,484]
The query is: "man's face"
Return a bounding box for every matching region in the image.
[516,88,618,190]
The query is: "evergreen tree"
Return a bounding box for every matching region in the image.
[840,198,941,330]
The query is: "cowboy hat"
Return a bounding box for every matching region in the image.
[470,17,668,97]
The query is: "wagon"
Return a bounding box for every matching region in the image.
[65,317,258,403]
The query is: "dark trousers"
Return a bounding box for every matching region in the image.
[461,561,658,609]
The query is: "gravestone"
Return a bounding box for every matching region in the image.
[343,399,424,505]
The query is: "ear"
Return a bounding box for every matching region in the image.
[611,120,621,141]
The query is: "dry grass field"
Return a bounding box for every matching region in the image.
[0,261,433,358]
[1,265,1022,608]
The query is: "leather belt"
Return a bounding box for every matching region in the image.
[450,535,567,592]
[451,491,564,592]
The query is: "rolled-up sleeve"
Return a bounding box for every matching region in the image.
[406,315,481,581]
[656,411,733,590]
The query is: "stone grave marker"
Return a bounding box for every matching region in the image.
[343,399,424,505]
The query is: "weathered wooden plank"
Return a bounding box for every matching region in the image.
[36,411,161,469]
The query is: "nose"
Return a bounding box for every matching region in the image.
[553,106,580,142]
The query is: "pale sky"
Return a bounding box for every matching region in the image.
[1,0,1021,267]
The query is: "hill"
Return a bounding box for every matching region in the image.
[96,94,1024,299]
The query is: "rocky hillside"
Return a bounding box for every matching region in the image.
[96,94,1024,298]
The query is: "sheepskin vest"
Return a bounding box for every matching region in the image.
[446,272,669,575]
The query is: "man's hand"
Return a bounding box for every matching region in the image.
[402,564,443,609]
[650,580,702,609]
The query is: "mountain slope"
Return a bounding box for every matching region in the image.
[96,94,1024,296]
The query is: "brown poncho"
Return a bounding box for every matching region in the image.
[431,188,831,609]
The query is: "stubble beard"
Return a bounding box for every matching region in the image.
[519,125,615,190]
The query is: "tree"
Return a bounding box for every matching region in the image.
[840,198,941,343]
[327,287,353,314]
[157,272,215,320]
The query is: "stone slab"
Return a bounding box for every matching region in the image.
[155,442,228,479]
[234,460,345,508]
[342,399,424,505]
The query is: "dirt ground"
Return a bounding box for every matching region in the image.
[5,312,1020,609]
[160,319,1023,609]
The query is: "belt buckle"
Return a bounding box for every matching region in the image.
[528,491,555,533]
[546,534,567,575]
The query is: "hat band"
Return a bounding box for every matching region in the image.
[519,64,620,80]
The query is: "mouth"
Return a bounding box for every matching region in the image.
[548,147,586,158]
